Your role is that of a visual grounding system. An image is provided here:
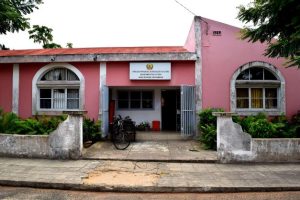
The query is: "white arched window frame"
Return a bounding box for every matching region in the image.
[32,63,85,115]
[230,61,285,116]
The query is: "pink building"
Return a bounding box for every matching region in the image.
[1,16,300,137]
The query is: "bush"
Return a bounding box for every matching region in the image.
[83,118,101,143]
[198,108,224,127]
[198,109,300,150]
[247,118,276,138]
[0,110,66,135]
[238,112,299,138]
[198,108,223,150]
[199,124,217,150]
[0,111,19,133]
[289,112,300,138]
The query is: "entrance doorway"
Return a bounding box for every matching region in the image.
[161,89,180,131]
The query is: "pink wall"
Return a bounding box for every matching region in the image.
[0,64,13,112]
[19,63,43,118]
[71,62,99,120]
[184,20,195,52]
[106,61,195,86]
[200,18,300,117]
[18,62,99,120]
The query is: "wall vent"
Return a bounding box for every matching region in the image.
[213,31,222,36]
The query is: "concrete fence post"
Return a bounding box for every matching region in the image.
[49,110,87,159]
[212,112,252,163]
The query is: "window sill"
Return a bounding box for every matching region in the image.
[117,108,154,111]
[234,109,284,116]
[35,110,81,116]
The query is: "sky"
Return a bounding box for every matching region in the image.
[0,0,251,49]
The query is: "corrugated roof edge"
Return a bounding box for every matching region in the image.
[0,46,191,57]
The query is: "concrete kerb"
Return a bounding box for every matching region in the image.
[81,158,217,163]
[0,179,300,193]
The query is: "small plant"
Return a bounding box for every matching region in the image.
[136,121,150,131]
[198,108,224,150]
[199,124,217,150]
[83,118,101,143]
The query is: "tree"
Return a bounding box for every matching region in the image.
[28,25,61,49]
[238,0,300,68]
[0,0,43,48]
[0,44,10,50]
[43,43,62,49]
[66,43,73,48]
[0,0,42,34]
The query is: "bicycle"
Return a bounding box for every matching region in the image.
[111,115,131,150]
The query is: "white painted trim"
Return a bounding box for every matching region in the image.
[32,63,85,115]
[230,61,286,115]
[0,53,197,63]
[99,62,108,136]
[99,62,107,116]
[12,64,19,114]
[194,16,202,137]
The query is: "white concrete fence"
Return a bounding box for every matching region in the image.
[0,111,85,159]
[214,112,300,163]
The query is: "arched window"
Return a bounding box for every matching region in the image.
[231,61,285,115]
[32,63,85,114]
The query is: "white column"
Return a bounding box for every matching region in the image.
[12,64,19,114]
[99,62,109,136]
[99,62,107,115]
[194,16,202,136]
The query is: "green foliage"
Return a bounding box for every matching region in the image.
[28,25,62,49]
[14,119,46,135]
[83,118,101,143]
[35,115,67,134]
[0,111,19,133]
[136,121,150,131]
[0,44,9,50]
[291,112,300,125]
[238,0,300,68]
[0,0,43,35]
[248,118,276,138]
[198,108,224,127]
[66,43,73,48]
[0,110,66,135]
[199,124,217,150]
[238,112,299,138]
[290,112,300,138]
[198,109,299,149]
[198,108,223,150]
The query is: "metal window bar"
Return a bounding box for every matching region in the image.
[181,85,196,137]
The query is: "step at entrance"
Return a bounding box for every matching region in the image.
[136,131,183,141]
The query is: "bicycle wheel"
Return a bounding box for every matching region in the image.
[113,130,130,150]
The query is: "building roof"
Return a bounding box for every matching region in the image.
[0,46,189,57]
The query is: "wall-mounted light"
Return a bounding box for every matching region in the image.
[93,55,97,61]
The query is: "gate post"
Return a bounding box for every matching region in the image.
[213,112,252,163]
[60,110,87,159]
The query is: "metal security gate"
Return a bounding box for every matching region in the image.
[101,85,109,137]
[181,85,196,137]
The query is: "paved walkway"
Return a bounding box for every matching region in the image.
[82,140,217,162]
[0,157,299,192]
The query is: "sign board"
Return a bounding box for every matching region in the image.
[130,62,171,80]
